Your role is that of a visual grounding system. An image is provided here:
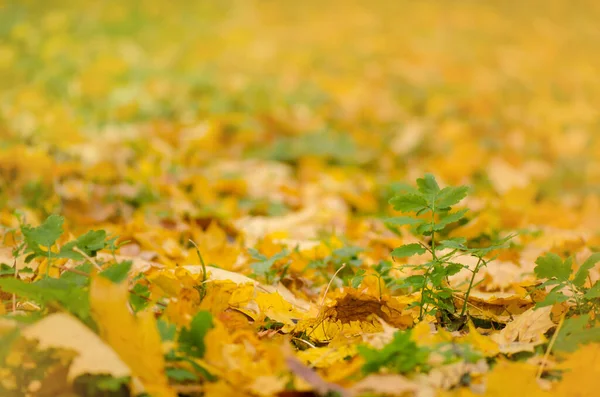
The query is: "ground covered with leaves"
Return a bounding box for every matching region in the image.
[1,1,600,396]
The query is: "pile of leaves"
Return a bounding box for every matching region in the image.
[1,1,599,396]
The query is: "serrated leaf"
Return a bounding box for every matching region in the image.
[351,269,366,288]
[534,253,571,282]
[433,209,468,231]
[100,261,132,283]
[535,289,569,308]
[438,238,467,250]
[21,214,64,260]
[60,230,108,260]
[416,174,440,198]
[359,330,429,374]
[435,186,469,209]
[444,263,464,276]
[385,216,425,227]
[584,281,600,299]
[0,277,92,324]
[389,193,428,213]
[554,315,600,352]
[573,253,600,288]
[22,214,64,248]
[178,311,213,358]
[391,244,426,258]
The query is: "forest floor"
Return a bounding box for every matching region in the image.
[0,1,599,396]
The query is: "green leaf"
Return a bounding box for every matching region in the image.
[438,238,467,250]
[157,319,177,342]
[21,214,64,260]
[444,263,464,276]
[0,277,91,324]
[584,281,600,299]
[534,253,572,282]
[573,253,600,288]
[389,193,428,213]
[358,330,429,374]
[391,243,426,258]
[129,282,150,312]
[178,311,213,358]
[351,269,366,288]
[0,263,15,276]
[385,216,425,227]
[435,186,469,209]
[433,209,468,231]
[535,289,570,308]
[400,275,425,289]
[59,230,108,260]
[416,174,440,198]
[554,315,600,352]
[166,368,198,382]
[22,214,64,248]
[100,261,132,283]
[250,248,288,278]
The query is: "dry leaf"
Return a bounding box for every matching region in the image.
[22,313,130,381]
[350,374,418,396]
[90,275,175,397]
[491,307,554,353]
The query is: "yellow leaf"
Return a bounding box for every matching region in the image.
[554,343,600,397]
[90,275,175,397]
[491,307,554,354]
[350,374,418,396]
[462,322,499,357]
[484,360,550,397]
[22,313,130,381]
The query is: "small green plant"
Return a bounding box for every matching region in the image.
[358,329,430,374]
[351,260,395,299]
[533,252,600,317]
[308,244,363,286]
[388,174,513,323]
[249,247,290,284]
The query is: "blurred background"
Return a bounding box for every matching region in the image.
[0,0,599,242]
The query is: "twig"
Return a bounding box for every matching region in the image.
[292,337,317,349]
[318,263,346,317]
[73,247,103,271]
[59,266,91,277]
[537,312,566,380]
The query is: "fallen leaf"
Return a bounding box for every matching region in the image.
[22,312,130,381]
[553,342,600,396]
[90,275,175,397]
[491,307,554,353]
[350,374,418,396]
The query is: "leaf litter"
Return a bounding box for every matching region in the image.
[0,1,599,396]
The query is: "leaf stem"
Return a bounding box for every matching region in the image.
[189,239,207,301]
[461,257,483,317]
[537,312,565,380]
